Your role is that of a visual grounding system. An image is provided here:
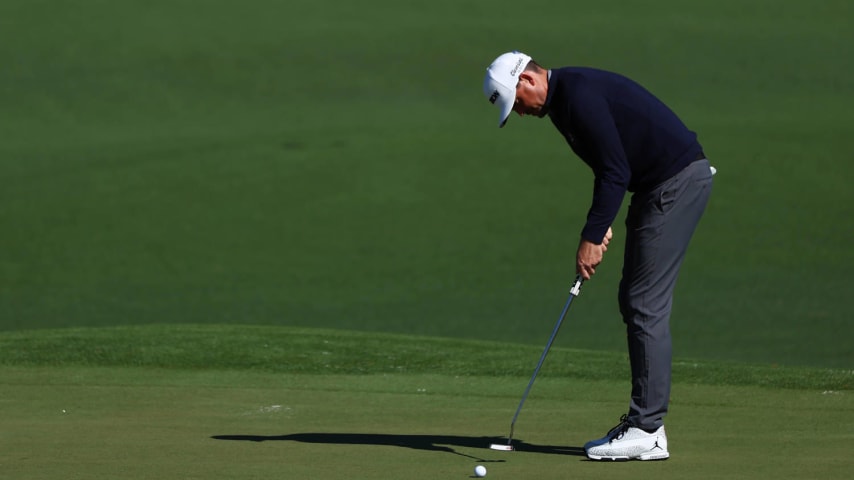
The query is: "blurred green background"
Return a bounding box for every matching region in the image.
[1,0,851,367]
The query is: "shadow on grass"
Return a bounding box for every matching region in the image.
[211,433,585,460]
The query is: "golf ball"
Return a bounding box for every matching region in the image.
[474,465,487,477]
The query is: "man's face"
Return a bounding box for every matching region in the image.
[512,73,548,118]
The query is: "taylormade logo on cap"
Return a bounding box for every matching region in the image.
[483,51,532,128]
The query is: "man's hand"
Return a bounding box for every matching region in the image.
[576,227,613,280]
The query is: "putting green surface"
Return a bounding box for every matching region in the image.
[4,367,851,479]
[2,326,852,479]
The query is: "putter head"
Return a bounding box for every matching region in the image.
[489,443,514,451]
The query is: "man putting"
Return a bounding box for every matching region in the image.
[483,51,713,461]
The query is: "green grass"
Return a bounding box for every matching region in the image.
[1,324,850,390]
[0,0,852,369]
[0,2,852,476]
[1,326,852,480]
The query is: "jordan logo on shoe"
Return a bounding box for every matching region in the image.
[651,439,663,451]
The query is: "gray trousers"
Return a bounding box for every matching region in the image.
[620,159,713,430]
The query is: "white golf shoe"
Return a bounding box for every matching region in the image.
[584,415,669,461]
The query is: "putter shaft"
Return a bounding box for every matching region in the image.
[505,275,583,444]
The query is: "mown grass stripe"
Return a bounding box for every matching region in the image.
[2,325,849,390]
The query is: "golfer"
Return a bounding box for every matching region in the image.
[483,51,713,461]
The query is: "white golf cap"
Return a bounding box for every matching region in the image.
[483,51,532,128]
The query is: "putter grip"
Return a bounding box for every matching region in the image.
[570,275,583,296]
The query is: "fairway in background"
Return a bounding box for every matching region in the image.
[0,0,852,368]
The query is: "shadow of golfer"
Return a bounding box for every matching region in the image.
[211,433,585,460]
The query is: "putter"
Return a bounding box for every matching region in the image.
[489,275,584,451]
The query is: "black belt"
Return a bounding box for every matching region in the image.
[696,151,706,161]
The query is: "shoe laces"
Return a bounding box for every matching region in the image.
[607,414,632,441]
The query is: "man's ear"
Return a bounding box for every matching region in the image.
[518,71,535,86]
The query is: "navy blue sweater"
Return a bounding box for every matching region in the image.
[545,67,702,244]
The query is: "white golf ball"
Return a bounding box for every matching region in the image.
[474,465,487,477]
